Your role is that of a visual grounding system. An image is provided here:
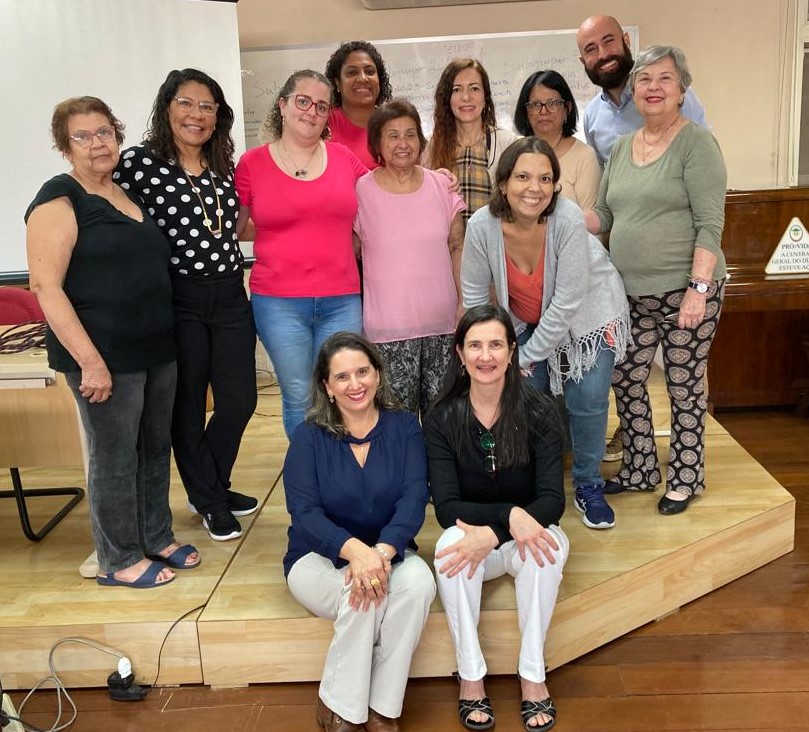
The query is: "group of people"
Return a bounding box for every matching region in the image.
[23,12,727,732]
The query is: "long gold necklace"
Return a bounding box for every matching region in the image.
[184,167,223,237]
[278,140,320,178]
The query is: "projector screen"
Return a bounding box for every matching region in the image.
[0,0,245,282]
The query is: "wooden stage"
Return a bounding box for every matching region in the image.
[0,372,795,691]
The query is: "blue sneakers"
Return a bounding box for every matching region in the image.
[574,484,615,529]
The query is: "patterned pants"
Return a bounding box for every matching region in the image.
[611,283,724,496]
[375,334,455,416]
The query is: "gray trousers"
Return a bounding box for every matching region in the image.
[66,361,177,573]
[287,550,436,724]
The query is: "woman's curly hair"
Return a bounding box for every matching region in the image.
[324,40,392,108]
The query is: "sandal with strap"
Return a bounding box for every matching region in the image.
[453,672,494,731]
[458,699,495,731]
[147,543,201,570]
[520,698,556,731]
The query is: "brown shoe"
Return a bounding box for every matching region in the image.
[366,708,400,732]
[316,697,365,732]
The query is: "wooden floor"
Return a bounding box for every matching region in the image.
[3,378,805,730]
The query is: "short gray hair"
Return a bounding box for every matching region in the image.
[629,45,692,95]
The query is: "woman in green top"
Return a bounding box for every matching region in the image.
[586,45,727,515]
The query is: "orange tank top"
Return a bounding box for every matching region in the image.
[506,253,544,325]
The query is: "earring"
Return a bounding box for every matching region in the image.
[460,363,466,375]
[329,394,335,404]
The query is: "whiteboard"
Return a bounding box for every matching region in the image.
[241,27,639,150]
[0,0,244,281]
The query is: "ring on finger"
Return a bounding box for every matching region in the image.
[369,577,381,587]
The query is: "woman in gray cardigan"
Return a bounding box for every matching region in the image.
[461,137,629,531]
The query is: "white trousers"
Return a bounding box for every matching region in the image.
[287,550,436,724]
[434,524,569,683]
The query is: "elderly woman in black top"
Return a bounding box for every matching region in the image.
[26,96,195,587]
[115,69,258,543]
[423,304,568,732]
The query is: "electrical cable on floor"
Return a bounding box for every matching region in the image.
[254,369,281,417]
[150,604,206,688]
[14,637,127,731]
[1,672,46,732]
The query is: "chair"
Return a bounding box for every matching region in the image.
[0,286,84,541]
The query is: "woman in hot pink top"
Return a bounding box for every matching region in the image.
[355,99,466,416]
[325,40,393,170]
[235,70,367,439]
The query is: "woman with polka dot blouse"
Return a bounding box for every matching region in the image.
[115,68,258,543]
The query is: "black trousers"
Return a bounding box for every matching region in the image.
[170,275,257,512]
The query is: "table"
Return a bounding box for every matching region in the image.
[0,341,86,540]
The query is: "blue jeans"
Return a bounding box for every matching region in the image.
[66,361,177,573]
[252,294,362,438]
[518,328,614,488]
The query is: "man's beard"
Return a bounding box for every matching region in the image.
[585,43,634,91]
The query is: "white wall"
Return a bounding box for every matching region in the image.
[236,0,796,190]
[0,0,243,279]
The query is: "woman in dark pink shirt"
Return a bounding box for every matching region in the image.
[236,70,367,439]
[324,41,393,170]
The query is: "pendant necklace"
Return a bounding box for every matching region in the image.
[278,140,320,178]
[459,130,484,173]
[183,166,223,237]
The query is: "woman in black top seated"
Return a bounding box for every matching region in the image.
[423,304,568,732]
[26,96,197,588]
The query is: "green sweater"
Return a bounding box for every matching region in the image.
[593,121,727,296]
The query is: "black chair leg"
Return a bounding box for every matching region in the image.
[0,467,85,542]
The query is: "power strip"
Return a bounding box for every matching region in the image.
[1,693,25,732]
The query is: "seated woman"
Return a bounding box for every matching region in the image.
[26,96,198,587]
[424,304,568,732]
[462,137,629,531]
[283,332,436,732]
[355,98,466,416]
[513,69,601,210]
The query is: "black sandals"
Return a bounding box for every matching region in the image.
[520,697,556,731]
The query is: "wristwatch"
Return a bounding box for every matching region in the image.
[687,278,711,294]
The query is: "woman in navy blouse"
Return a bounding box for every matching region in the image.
[423,305,569,732]
[283,332,435,732]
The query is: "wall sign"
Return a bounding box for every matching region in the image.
[766,216,809,274]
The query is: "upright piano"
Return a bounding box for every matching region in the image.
[708,188,809,408]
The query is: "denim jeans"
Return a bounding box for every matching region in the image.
[66,361,177,573]
[251,294,362,438]
[518,328,613,487]
[171,276,257,512]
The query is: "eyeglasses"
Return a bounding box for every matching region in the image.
[525,99,566,114]
[479,430,497,474]
[173,97,219,116]
[68,126,116,146]
[289,94,331,118]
